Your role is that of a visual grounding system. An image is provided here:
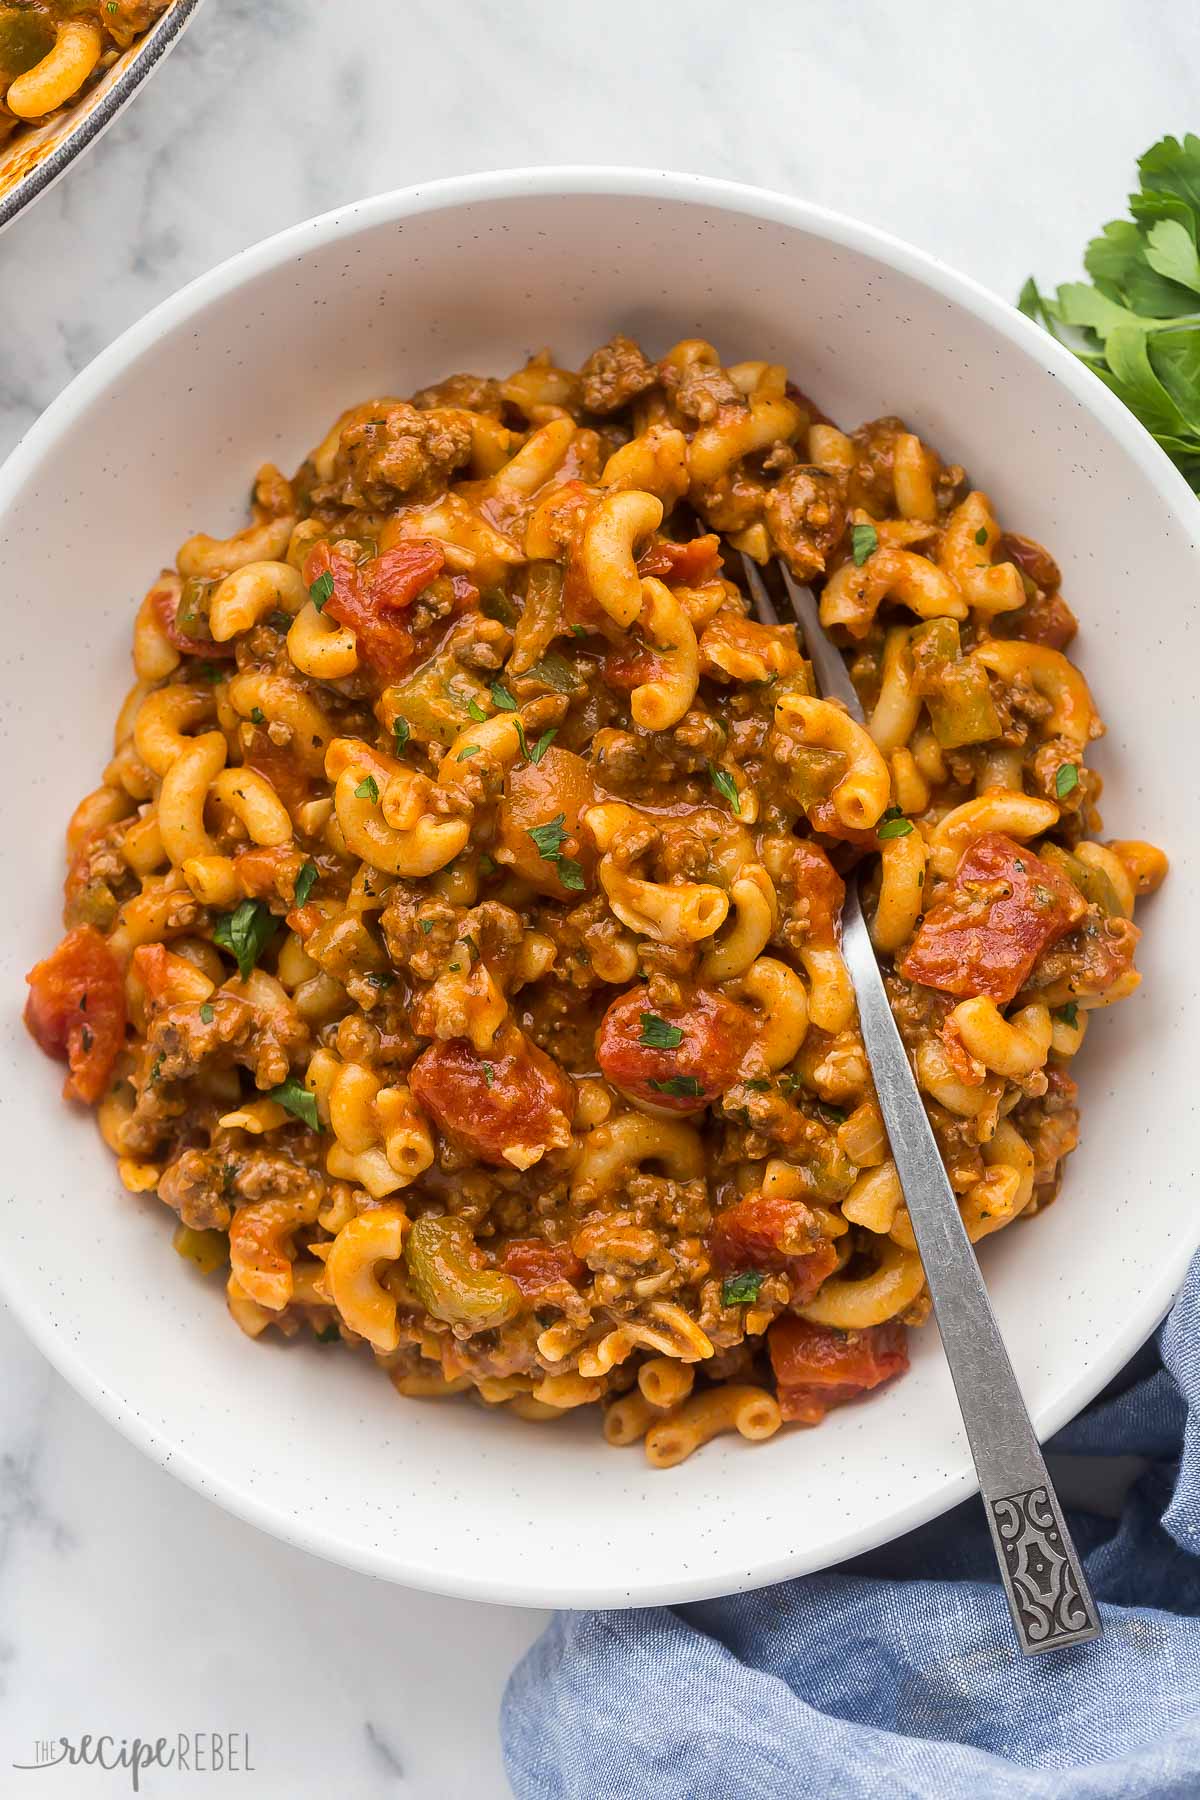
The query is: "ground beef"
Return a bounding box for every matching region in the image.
[327,403,472,509]
[579,335,658,415]
[412,372,505,417]
[764,465,848,579]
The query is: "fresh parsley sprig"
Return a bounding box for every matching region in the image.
[1021,134,1200,493]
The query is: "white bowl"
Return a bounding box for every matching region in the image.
[1,169,1194,1608]
[0,0,207,236]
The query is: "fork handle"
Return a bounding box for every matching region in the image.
[839,887,1101,1653]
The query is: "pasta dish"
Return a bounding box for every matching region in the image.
[0,2,169,145]
[24,334,1165,1466]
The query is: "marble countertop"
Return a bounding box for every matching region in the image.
[0,1,1193,1793]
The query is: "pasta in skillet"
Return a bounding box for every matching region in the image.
[25,334,1166,1464]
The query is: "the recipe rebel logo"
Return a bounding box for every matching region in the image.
[12,1733,255,1790]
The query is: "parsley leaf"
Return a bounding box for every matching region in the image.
[293,861,318,906]
[213,899,276,981]
[721,1271,764,1306]
[1021,134,1200,495]
[269,1076,321,1131]
[527,727,557,765]
[974,526,990,546]
[490,682,518,712]
[557,858,586,891]
[309,571,335,612]
[877,806,914,839]
[708,761,741,815]
[648,1074,703,1098]
[354,775,380,802]
[199,1002,215,1025]
[528,813,568,859]
[851,522,879,566]
[393,716,411,755]
[639,1012,685,1049]
[1055,762,1080,799]
[467,698,489,723]
[1055,1001,1080,1029]
[482,1062,496,1087]
[250,706,266,725]
[456,744,481,761]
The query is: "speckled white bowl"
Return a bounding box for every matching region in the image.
[0,169,1194,1607]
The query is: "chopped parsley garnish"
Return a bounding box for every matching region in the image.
[250,707,266,725]
[293,861,318,906]
[354,775,380,802]
[570,624,587,638]
[268,609,292,632]
[366,970,395,988]
[482,1062,496,1087]
[528,813,569,859]
[269,1076,321,1131]
[708,761,741,815]
[721,1271,764,1306]
[213,898,276,981]
[648,1074,703,1098]
[817,1103,847,1128]
[527,812,585,890]
[1055,1001,1080,1029]
[393,716,411,755]
[456,744,481,761]
[149,1053,164,1085]
[199,1002,215,1025]
[742,1078,771,1092]
[850,522,879,566]
[639,1012,684,1049]
[467,698,489,723]
[419,919,434,935]
[479,853,496,876]
[194,662,223,683]
[527,727,557,765]
[1055,761,1080,799]
[490,682,518,712]
[974,526,989,546]
[309,571,335,612]
[877,806,914,840]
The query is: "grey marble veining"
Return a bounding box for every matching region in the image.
[0,0,1193,1792]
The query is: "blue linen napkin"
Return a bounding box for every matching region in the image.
[502,1250,1200,1798]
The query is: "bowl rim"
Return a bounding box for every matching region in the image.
[0,0,208,238]
[1,165,1193,1607]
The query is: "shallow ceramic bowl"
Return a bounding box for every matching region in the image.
[0,0,205,235]
[0,169,1194,1607]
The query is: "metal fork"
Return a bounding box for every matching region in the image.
[740,551,1101,1655]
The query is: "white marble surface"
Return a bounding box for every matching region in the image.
[0,1,1192,1793]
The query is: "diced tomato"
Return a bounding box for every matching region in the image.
[498,1239,585,1296]
[150,573,235,659]
[636,534,723,587]
[233,842,307,901]
[304,540,445,682]
[596,986,755,1113]
[242,729,312,814]
[710,1191,839,1300]
[768,1315,909,1425]
[25,926,126,1105]
[409,1030,575,1167]
[602,643,667,691]
[899,833,1086,1005]
[786,841,845,946]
